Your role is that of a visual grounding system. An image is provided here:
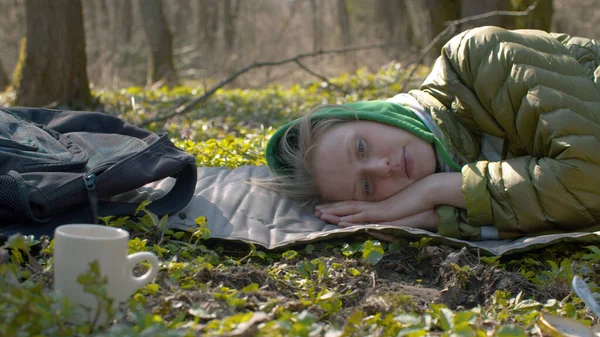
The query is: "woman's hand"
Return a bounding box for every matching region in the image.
[315,172,465,229]
[316,174,436,224]
[317,209,439,232]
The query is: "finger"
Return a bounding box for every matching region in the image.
[320,213,342,225]
[316,200,360,211]
[378,210,438,232]
[338,221,365,228]
[315,202,344,210]
[314,211,321,217]
[339,211,370,223]
[320,204,366,216]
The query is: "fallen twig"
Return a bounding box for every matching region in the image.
[139,42,396,126]
[293,59,345,93]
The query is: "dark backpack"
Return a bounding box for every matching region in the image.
[0,107,197,237]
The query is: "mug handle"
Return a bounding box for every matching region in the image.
[123,252,159,299]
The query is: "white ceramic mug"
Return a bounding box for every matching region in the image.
[53,224,159,324]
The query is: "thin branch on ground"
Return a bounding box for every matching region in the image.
[400,0,540,90]
[139,42,396,126]
[293,59,345,93]
[252,53,339,88]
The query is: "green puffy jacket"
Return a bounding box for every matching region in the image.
[410,26,600,240]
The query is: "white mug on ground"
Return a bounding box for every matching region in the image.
[53,224,159,325]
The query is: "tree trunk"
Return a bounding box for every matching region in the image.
[139,0,179,87]
[173,0,191,40]
[403,0,433,56]
[310,0,322,51]
[337,0,351,46]
[0,0,26,74]
[0,60,8,91]
[403,0,460,61]
[460,0,552,32]
[376,0,412,47]
[83,0,98,58]
[376,0,396,42]
[96,0,112,51]
[460,0,508,31]
[509,0,553,31]
[14,0,92,107]
[223,0,239,52]
[113,0,133,46]
[198,0,220,50]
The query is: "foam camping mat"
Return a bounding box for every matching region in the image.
[113,166,600,256]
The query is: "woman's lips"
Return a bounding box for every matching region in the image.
[404,148,412,179]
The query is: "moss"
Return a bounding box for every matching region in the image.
[11,37,27,93]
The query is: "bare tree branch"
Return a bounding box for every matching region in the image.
[293,59,345,93]
[400,0,540,90]
[139,42,396,126]
[253,54,339,88]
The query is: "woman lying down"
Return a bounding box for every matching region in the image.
[263,26,600,241]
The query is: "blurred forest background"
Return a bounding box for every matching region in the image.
[0,0,597,108]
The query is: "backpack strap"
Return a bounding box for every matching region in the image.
[146,163,197,216]
[95,163,197,220]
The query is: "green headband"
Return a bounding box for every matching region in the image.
[265,100,460,175]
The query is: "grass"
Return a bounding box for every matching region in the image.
[1,64,599,336]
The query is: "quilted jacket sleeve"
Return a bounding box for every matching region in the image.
[418,26,600,239]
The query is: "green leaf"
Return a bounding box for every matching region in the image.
[172,231,185,240]
[241,283,259,293]
[348,268,361,276]
[347,310,363,325]
[148,211,160,228]
[195,216,207,226]
[547,260,559,271]
[399,328,427,337]
[152,244,169,257]
[480,256,501,266]
[297,261,309,278]
[496,325,527,337]
[99,216,115,226]
[144,283,160,295]
[282,250,298,260]
[305,244,315,254]
[316,260,327,280]
[389,238,408,252]
[254,250,267,260]
[342,242,361,257]
[453,311,475,325]
[561,302,577,318]
[362,240,384,265]
[157,214,169,230]
[394,313,422,326]
[438,308,454,331]
[4,235,29,253]
[585,245,600,256]
[135,200,152,215]
[129,237,148,253]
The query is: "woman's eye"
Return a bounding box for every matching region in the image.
[363,179,371,195]
[357,139,365,158]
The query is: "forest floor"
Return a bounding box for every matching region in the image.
[2,65,600,336]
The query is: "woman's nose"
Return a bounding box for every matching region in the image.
[366,157,391,176]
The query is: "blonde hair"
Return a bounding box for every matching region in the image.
[256,104,355,208]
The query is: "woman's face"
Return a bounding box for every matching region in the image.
[310,120,437,202]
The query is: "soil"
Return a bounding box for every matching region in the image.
[132,242,548,327]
